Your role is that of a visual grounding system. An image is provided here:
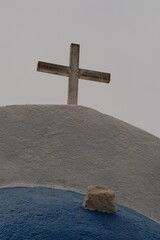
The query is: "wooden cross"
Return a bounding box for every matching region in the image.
[37,43,111,105]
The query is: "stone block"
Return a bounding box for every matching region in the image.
[83,185,116,213]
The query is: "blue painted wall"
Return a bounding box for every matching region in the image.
[0,187,160,240]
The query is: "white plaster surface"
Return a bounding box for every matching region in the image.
[0,105,160,222]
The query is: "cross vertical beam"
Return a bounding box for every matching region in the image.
[68,44,80,105]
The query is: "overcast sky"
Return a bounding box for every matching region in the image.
[0,0,160,137]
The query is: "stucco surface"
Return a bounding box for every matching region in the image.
[0,105,159,222]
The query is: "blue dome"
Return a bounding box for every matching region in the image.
[0,187,159,240]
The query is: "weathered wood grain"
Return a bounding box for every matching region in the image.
[68,44,79,105]
[37,43,111,105]
[79,68,110,83]
[37,62,69,77]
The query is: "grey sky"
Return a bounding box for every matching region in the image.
[0,0,160,137]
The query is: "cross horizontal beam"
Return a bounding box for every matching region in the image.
[37,62,69,77]
[37,61,110,83]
